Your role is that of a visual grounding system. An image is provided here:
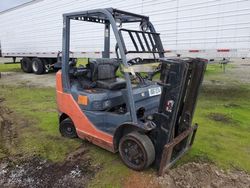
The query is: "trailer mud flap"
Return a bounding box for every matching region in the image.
[158,124,198,176]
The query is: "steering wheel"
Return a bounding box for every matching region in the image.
[148,63,161,80]
[127,57,143,65]
[128,57,161,81]
[126,57,146,84]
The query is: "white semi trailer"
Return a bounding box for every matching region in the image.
[0,0,250,74]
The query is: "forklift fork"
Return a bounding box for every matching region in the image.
[158,124,198,176]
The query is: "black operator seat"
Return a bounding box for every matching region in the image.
[88,58,126,90]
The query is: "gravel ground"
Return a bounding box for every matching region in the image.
[0,72,56,88]
[155,162,250,188]
[0,58,250,88]
[0,58,21,64]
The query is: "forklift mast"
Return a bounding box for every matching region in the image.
[154,58,207,175]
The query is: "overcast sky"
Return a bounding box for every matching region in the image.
[0,0,31,12]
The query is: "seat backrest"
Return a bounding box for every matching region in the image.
[88,58,120,81]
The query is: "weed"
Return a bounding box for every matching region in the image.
[0,63,21,72]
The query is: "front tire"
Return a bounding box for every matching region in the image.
[119,132,155,171]
[32,58,45,74]
[59,118,77,138]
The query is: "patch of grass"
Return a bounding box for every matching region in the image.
[202,84,248,98]
[179,64,250,172]
[0,85,81,162]
[205,63,234,76]
[186,97,250,172]
[0,63,21,72]
[88,145,130,188]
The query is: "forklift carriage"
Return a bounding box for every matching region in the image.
[56,8,207,175]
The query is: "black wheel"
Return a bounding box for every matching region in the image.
[59,118,77,138]
[32,58,45,74]
[119,132,155,171]
[21,57,32,73]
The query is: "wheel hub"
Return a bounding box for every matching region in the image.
[66,126,72,132]
[122,140,144,166]
[32,61,38,72]
[127,145,139,158]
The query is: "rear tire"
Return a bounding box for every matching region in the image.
[119,132,155,171]
[21,57,32,73]
[32,58,45,74]
[59,118,77,138]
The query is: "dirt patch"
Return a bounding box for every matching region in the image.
[226,60,250,84]
[208,113,234,124]
[241,64,250,66]
[201,84,250,99]
[0,72,56,88]
[123,162,250,188]
[0,101,99,188]
[155,162,250,188]
[0,102,17,156]
[0,147,99,188]
[123,172,160,188]
[210,79,224,85]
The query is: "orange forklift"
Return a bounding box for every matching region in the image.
[56,8,207,175]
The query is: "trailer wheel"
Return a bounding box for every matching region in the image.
[32,58,45,74]
[119,132,155,171]
[21,57,32,73]
[59,118,77,138]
